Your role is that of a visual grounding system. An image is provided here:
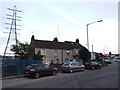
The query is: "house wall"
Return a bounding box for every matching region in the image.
[35,48,76,65]
[62,50,73,62]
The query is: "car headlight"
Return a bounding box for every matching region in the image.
[55,68,57,70]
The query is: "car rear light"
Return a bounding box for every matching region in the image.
[30,69,36,71]
[68,65,70,68]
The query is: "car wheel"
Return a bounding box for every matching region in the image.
[81,68,84,72]
[62,70,65,73]
[99,66,101,69]
[91,67,95,70]
[34,73,40,79]
[70,69,73,73]
[52,71,56,75]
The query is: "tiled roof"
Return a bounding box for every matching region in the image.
[31,39,82,50]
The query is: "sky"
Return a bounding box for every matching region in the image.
[0,0,119,56]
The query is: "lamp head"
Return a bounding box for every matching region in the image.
[98,20,103,22]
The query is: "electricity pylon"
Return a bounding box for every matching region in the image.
[3,6,22,59]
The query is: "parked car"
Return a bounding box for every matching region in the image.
[61,61,85,73]
[84,61,101,70]
[104,59,112,64]
[24,63,57,79]
[113,58,120,62]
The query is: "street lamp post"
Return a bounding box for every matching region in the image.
[86,20,103,51]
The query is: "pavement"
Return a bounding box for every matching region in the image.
[2,71,62,80]
[2,75,24,80]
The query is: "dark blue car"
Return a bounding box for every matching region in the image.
[24,63,57,79]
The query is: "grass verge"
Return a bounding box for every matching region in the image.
[102,63,108,67]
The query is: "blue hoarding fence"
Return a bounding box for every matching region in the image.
[2,60,43,76]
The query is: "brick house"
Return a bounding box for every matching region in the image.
[30,35,82,65]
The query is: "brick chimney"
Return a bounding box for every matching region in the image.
[31,35,35,41]
[75,38,79,44]
[53,37,58,42]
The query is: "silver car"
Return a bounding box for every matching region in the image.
[61,61,85,73]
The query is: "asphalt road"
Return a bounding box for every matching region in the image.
[2,62,119,88]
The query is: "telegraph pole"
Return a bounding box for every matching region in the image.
[3,6,22,59]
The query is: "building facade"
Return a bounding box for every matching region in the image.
[30,35,82,65]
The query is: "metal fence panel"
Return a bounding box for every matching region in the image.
[2,60,43,76]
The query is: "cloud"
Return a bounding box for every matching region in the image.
[53,7,80,25]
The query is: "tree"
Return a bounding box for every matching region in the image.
[78,46,91,64]
[10,42,30,60]
[34,51,44,60]
[10,42,43,60]
[95,53,103,61]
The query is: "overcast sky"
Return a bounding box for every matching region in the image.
[0,0,119,56]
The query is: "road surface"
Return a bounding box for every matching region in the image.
[2,62,119,88]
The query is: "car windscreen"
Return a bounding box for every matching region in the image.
[62,63,70,66]
[86,62,95,64]
[26,65,38,69]
[26,64,43,69]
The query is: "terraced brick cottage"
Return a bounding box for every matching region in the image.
[30,35,82,65]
